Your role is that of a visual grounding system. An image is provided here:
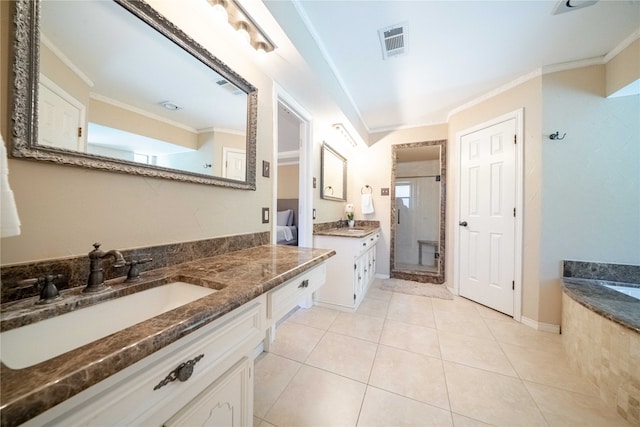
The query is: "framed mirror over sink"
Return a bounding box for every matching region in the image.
[320,143,347,202]
[10,0,257,189]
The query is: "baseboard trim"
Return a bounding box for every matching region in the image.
[375,273,390,279]
[521,316,561,334]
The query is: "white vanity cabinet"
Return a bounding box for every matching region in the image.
[24,296,265,427]
[21,262,330,427]
[314,231,379,311]
[264,262,327,348]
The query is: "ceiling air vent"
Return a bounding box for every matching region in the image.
[215,78,243,96]
[378,22,408,60]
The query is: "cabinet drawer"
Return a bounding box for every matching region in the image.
[267,263,326,321]
[358,232,380,253]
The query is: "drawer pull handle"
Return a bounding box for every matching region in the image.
[298,279,309,288]
[154,354,204,390]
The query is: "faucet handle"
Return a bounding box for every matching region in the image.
[18,274,64,304]
[125,257,153,282]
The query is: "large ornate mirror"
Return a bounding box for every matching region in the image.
[390,140,446,284]
[11,0,257,189]
[320,142,347,202]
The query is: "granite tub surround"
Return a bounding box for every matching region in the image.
[561,260,640,425]
[0,244,335,426]
[561,260,640,333]
[564,260,640,284]
[562,278,640,333]
[0,232,270,303]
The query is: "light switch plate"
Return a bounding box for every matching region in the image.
[262,207,269,223]
[381,187,390,196]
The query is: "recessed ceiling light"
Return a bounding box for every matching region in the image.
[159,101,182,111]
[553,0,598,15]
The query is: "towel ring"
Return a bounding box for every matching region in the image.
[323,186,334,195]
[361,185,373,194]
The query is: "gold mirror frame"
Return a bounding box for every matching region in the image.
[320,142,347,202]
[10,0,257,189]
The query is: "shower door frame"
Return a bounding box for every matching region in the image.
[390,140,447,284]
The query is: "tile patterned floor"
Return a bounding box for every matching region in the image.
[254,279,631,427]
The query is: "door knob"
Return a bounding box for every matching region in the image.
[459,221,468,227]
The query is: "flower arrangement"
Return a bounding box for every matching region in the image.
[345,203,354,221]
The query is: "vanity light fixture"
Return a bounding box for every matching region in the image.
[207,0,275,53]
[332,123,358,148]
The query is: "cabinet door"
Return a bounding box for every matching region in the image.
[164,357,252,427]
[354,255,365,306]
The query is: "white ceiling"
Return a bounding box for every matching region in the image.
[262,0,640,138]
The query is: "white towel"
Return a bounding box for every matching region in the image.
[361,193,374,214]
[1,134,21,237]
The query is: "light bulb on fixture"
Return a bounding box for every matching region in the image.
[235,21,251,44]
[254,41,268,55]
[208,0,228,22]
[333,123,357,148]
[207,0,275,53]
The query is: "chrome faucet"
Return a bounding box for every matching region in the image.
[84,243,126,293]
[336,218,345,228]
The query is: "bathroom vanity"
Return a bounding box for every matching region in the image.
[0,245,333,426]
[313,226,380,311]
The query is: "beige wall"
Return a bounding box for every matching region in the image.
[541,65,640,323]
[606,38,640,96]
[1,0,274,265]
[89,99,199,150]
[277,164,299,199]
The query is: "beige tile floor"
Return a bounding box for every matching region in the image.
[254,279,631,427]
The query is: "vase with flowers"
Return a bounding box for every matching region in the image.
[345,203,355,228]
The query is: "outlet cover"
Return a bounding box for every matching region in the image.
[262,207,269,223]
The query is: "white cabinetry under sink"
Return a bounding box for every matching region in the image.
[21,262,329,427]
[24,297,264,427]
[314,230,380,311]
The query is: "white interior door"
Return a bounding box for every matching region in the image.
[38,81,84,151]
[459,119,516,315]
[223,148,246,180]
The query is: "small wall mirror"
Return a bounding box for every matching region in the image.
[391,140,446,284]
[11,0,257,189]
[320,143,347,202]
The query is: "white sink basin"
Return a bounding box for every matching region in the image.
[0,282,216,369]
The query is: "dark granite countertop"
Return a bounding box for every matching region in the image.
[0,244,335,426]
[314,226,380,238]
[562,278,640,333]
